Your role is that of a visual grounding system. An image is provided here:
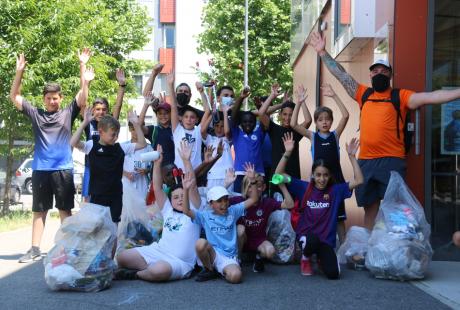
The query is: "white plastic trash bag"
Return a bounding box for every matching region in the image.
[266,209,296,264]
[44,203,117,292]
[365,171,433,280]
[337,226,370,264]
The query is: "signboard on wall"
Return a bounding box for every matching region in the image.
[440,96,460,155]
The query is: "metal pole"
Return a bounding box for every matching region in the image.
[244,0,249,110]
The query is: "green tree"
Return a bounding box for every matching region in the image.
[197,0,292,100]
[0,0,151,214]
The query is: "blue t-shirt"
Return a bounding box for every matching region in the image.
[21,98,80,171]
[193,202,246,257]
[288,178,352,247]
[231,121,265,174]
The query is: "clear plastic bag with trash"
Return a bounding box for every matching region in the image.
[337,226,370,269]
[365,171,433,280]
[266,209,296,264]
[117,182,163,254]
[44,203,117,292]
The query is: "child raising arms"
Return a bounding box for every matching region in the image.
[290,83,349,243]
[276,133,363,279]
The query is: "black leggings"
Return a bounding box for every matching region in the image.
[302,234,340,280]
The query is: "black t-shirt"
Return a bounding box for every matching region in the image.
[146,125,175,167]
[268,121,303,178]
[88,140,125,195]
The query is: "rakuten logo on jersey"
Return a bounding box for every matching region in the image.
[306,200,330,209]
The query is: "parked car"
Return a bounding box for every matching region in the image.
[15,158,85,194]
[0,176,21,205]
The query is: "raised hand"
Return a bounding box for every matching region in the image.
[203,144,216,163]
[116,68,126,86]
[216,139,224,157]
[271,83,280,98]
[16,53,27,71]
[243,162,256,180]
[295,84,308,103]
[346,138,360,157]
[241,86,251,99]
[153,63,164,75]
[145,93,160,110]
[83,67,95,83]
[282,89,291,103]
[224,168,237,187]
[127,110,139,125]
[179,140,192,162]
[282,132,295,153]
[159,92,167,104]
[83,106,94,124]
[309,31,326,54]
[78,48,91,64]
[195,81,204,93]
[181,171,196,191]
[321,83,336,97]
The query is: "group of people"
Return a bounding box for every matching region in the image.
[10,31,460,284]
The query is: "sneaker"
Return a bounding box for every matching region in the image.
[252,257,265,273]
[18,247,41,263]
[347,255,366,271]
[195,268,219,282]
[300,258,313,276]
[113,268,138,280]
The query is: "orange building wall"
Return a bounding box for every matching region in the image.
[160,0,175,23]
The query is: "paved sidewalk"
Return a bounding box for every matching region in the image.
[0,222,458,309]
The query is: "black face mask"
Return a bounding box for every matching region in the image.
[371,74,390,92]
[176,93,190,107]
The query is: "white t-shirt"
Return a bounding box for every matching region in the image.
[204,135,233,180]
[120,142,153,196]
[173,124,203,170]
[157,200,201,266]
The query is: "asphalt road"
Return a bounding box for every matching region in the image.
[0,260,451,310]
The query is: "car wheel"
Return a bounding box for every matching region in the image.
[25,179,33,194]
[12,189,21,204]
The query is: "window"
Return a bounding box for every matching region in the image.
[164,26,175,48]
[133,75,143,95]
[334,0,351,40]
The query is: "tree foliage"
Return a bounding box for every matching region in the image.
[0,0,151,213]
[197,0,292,100]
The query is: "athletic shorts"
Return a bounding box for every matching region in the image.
[82,166,90,198]
[135,243,194,280]
[32,170,75,212]
[90,194,122,223]
[213,250,239,275]
[355,157,406,207]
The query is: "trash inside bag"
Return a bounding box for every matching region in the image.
[365,172,433,281]
[44,203,117,292]
[337,226,370,267]
[117,183,163,253]
[266,210,296,264]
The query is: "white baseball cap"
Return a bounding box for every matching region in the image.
[207,186,229,202]
[369,59,392,71]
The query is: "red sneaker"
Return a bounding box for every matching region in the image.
[300,258,313,276]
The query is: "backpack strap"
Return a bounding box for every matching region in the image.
[360,87,374,110]
[389,89,402,139]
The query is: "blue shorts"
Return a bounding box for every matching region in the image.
[82,166,90,199]
[355,157,406,207]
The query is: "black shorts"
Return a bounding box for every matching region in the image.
[32,170,75,212]
[90,194,123,223]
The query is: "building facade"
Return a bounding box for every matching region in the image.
[291,0,460,259]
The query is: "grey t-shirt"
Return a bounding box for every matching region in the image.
[21,98,80,171]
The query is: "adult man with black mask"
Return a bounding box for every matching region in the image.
[175,82,204,123]
[310,31,460,230]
